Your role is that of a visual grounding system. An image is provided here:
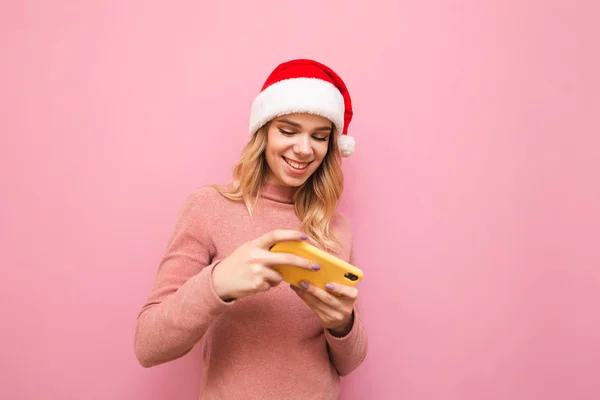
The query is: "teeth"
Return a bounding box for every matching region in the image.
[284,157,309,170]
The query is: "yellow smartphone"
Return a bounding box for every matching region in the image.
[269,240,364,290]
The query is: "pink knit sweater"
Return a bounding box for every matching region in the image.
[134,183,368,399]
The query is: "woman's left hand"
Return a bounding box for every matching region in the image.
[291,281,358,337]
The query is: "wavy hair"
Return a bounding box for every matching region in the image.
[213,122,344,251]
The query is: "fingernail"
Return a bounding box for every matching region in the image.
[326,283,335,290]
[300,234,308,240]
[300,281,309,289]
[312,263,321,271]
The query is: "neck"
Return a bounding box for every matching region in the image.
[261,182,296,204]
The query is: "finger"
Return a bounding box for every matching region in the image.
[263,251,319,271]
[261,266,283,286]
[291,285,344,321]
[257,280,272,292]
[299,281,344,310]
[253,229,308,249]
[324,283,359,299]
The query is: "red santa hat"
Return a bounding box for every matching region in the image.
[249,59,356,157]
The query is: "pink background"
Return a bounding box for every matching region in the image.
[1,1,599,399]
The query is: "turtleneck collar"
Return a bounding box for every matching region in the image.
[261,182,296,204]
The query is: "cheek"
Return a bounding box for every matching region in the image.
[266,134,288,156]
[314,142,330,161]
[265,136,281,161]
[265,149,281,171]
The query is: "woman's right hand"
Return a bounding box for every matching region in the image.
[211,230,320,301]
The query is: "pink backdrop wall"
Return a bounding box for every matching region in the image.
[1,1,599,399]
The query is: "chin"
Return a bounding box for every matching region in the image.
[279,177,307,188]
[273,170,312,188]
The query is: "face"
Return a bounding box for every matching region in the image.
[264,113,333,188]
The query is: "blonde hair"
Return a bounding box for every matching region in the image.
[213,122,344,251]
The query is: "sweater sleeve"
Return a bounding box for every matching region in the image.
[324,245,368,376]
[134,188,234,368]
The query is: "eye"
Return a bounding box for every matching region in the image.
[278,128,295,136]
[313,136,329,142]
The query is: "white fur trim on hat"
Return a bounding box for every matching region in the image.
[338,134,355,157]
[249,77,345,136]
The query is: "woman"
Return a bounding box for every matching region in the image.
[134,59,368,399]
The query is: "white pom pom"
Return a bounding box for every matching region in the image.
[338,135,355,157]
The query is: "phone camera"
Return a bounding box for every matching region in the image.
[344,273,358,281]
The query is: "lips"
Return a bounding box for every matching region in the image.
[283,156,311,171]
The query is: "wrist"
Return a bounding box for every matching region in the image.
[211,262,234,302]
[328,313,354,337]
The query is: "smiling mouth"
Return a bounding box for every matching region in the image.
[283,156,311,170]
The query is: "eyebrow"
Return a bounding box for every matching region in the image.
[276,118,333,132]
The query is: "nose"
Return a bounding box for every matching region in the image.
[293,134,313,157]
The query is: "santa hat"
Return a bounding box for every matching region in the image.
[249,59,355,157]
